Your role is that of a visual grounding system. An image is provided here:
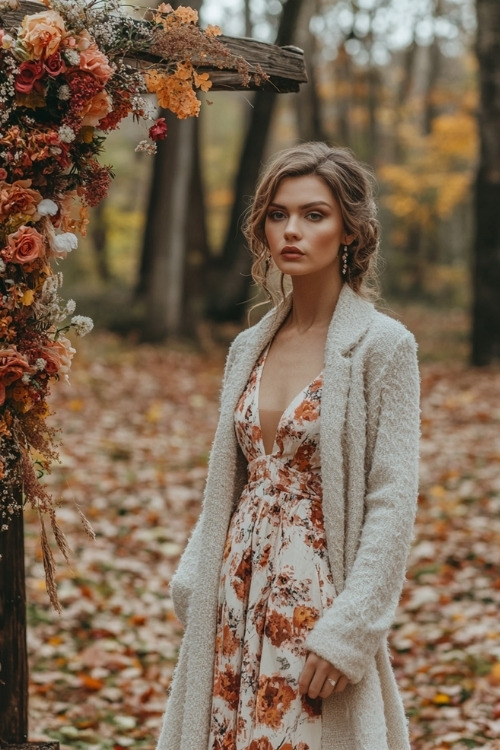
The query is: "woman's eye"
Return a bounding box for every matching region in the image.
[268,210,286,221]
[307,212,323,221]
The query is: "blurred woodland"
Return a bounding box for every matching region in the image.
[63,0,500,365]
[13,1,500,748]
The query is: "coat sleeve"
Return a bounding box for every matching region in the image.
[305,333,420,683]
[169,335,243,626]
[169,515,204,626]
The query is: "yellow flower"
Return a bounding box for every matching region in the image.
[78,126,95,144]
[21,289,35,306]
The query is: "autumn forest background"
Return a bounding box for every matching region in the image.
[21,0,500,748]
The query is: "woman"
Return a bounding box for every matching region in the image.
[156,142,420,750]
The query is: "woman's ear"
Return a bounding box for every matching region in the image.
[343,233,356,246]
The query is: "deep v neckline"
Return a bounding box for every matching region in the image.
[256,344,322,457]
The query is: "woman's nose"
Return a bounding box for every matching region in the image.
[284,216,301,238]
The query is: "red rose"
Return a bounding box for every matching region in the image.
[14,60,45,94]
[44,52,66,76]
[149,118,167,141]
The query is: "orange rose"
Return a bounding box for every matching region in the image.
[0,179,43,221]
[19,10,66,60]
[0,347,35,399]
[5,226,45,264]
[80,90,112,127]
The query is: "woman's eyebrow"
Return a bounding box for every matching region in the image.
[268,200,332,209]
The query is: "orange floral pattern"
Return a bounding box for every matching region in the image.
[208,346,336,750]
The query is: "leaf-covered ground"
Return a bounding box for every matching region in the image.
[23,318,500,750]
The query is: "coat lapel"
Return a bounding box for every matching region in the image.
[219,298,293,423]
[321,285,375,593]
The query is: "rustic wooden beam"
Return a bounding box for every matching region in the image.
[0,1,307,93]
[0,495,60,749]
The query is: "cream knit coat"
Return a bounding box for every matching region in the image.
[156,284,420,750]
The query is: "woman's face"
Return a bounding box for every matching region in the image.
[264,174,350,281]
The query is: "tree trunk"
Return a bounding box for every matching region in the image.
[365,63,379,163]
[140,114,195,340]
[207,0,306,322]
[181,117,211,339]
[423,0,444,135]
[334,43,353,147]
[471,0,500,365]
[89,201,111,283]
[295,0,326,143]
[243,0,252,37]
[137,0,210,341]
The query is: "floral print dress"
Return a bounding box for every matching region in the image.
[208,346,336,750]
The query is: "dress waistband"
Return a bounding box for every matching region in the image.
[246,455,322,499]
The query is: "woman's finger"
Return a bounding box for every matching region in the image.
[333,674,349,693]
[318,674,338,699]
[298,653,317,695]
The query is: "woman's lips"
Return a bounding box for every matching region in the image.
[280,246,304,258]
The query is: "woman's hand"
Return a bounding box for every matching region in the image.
[298,651,350,699]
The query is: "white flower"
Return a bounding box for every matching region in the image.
[135,139,157,155]
[35,358,47,371]
[63,49,80,66]
[0,260,6,273]
[1,32,14,49]
[52,232,78,256]
[58,125,75,144]
[71,315,94,336]
[37,198,59,216]
[0,0,19,10]
[22,373,31,384]
[58,84,71,101]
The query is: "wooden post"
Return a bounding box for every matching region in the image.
[0,490,58,748]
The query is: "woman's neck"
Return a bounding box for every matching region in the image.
[287,275,344,334]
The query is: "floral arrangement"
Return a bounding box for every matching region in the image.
[0,0,241,609]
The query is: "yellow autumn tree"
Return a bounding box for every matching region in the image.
[379,101,478,300]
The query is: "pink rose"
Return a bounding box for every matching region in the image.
[41,335,75,381]
[14,60,45,94]
[44,52,66,76]
[5,226,45,264]
[0,170,7,180]
[77,35,112,85]
[0,347,35,396]
[80,90,112,127]
[19,10,66,60]
[149,118,167,141]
